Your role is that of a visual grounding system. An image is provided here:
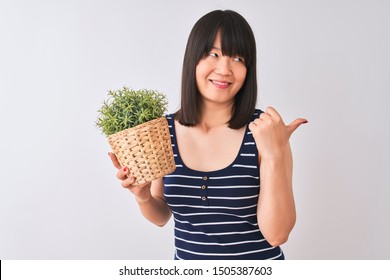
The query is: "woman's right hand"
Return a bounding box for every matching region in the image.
[108,152,152,203]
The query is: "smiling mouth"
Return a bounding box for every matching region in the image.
[210,80,231,89]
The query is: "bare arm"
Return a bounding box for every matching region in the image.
[249,107,307,246]
[257,143,296,246]
[109,152,172,227]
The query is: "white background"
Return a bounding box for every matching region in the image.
[0,0,389,259]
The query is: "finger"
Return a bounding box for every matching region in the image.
[249,118,261,130]
[287,118,308,135]
[121,175,136,189]
[259,112,270,121]
[265,106,281,119]
[253,117,262,124]
[117,166,129,180]
[260,113,275,125]
[108,152,121,169]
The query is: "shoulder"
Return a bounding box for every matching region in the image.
[165,113,175,124]
[254,108,264,115]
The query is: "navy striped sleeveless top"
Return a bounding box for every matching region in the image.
[163,109,284,260]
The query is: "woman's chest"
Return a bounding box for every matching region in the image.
[175,122,246,172]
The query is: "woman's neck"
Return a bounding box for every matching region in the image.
[198,102,233,132]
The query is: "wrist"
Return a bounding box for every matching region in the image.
[260,152,287,165]
[132,182,152,204]
[259,143,291,164]
[135,194,152,204]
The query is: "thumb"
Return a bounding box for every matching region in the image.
[287,118,308,135]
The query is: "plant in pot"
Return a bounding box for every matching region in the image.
[96,87,176,185]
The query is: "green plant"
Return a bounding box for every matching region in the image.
[96,87,168,136]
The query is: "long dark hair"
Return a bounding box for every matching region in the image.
[175,10,257,129]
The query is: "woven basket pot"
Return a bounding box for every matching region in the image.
[108,117,176,185]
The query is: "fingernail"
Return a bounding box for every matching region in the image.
[303,120,308,124]
[123,167,127,172]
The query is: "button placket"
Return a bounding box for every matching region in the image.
[200,175,209,205]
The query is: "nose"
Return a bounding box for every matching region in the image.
[215,57,232,76]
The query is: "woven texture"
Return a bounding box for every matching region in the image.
[108,117,176,185]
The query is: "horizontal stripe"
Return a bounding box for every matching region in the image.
[167,203,257,210]
[175,251,183,260]
[176,246,275,257]
[268,250,283,260]
[175,235,265,246]
[165,194,201,199]
[165,184,199,189]
[244,142,255,145]
[165,174,203,179]
[208,194,258,200]
[240,153,255,156]
[207,185,259,189]
[232,164,257,169]
[175,226,260,236]
[165,184,259,189]
[171,210,257,219]
[174,217,258,227]
[209,175,259,180]
[176,249,283,260]
[166,194,258,200]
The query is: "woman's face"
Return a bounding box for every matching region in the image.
[195,32,247,106]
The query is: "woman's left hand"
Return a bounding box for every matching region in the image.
[249,107,307,160]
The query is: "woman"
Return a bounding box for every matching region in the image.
[109,10,307,260]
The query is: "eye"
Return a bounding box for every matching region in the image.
[233,56,245,63]
[209,52,219,58]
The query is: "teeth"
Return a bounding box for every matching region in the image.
[212,80,229,85]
